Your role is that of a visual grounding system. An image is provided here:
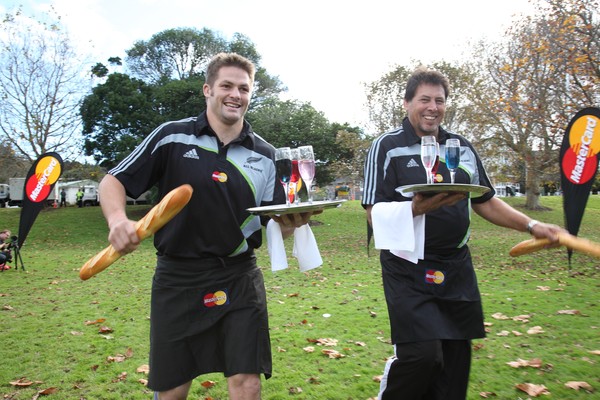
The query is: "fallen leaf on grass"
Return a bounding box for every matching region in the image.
[479,392,497,398]
[136,365,149,374]
[527,326,545,334]
[111,372,127,383]
[3,304,14,311]
[565,381,593,391]
[303,346,314,353]
[84,318,106,325]
[536,286,551,291]
[70,331,83,336]
[512,315,530,323]
[138,378,148,386]
[32,387,58,399]
[372,375,382,383]
[491,312,509,320]
[557,309,581,315]
[98,326,114,334]
[308,338,338,346]
[515,383,550,396]
[288,386,303,394]
[590,350,600,355]
[200,380,216,388]
[507,358,543,368]
[321,349,344,358]
[9,378,34,387]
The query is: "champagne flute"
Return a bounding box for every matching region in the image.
[275,147,292,206]
[445,139,460,184]
[289,148,301,204]
[298,145,315,204]
[420,136,437,184]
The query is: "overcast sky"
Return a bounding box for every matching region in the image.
[1,0,535,131]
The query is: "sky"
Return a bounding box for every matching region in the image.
[1,0,535,131]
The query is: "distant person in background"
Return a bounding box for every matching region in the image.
[60,189,67,207]
[76,188,84,207]
[0,229,12,269]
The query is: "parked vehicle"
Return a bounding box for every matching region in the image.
[8,177,57,207]
[0,183,9,207]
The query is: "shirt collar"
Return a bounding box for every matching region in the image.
[196,111,256,148]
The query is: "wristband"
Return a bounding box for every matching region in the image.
[527,219,539,234]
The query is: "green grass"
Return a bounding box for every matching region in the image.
[0,197,599,399]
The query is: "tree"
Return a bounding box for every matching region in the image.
[0,140,29,182]
[246,98,339,185]
[0,8,89,162]
[126,27,226,83]
[125,28,284,102]
[365,61,478,137]
[467,0,600,209]
[327,127,370,191]
[80,73,161,168]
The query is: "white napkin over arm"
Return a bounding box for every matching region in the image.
[292,224,322,272]
[266,219,322,272]
[370,202,425,263]
[266,219,288,271]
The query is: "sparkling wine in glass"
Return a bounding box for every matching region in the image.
[298,145,315,204]
[275,147,292,206]
[289,148,301,204]
[420,136,437,184]
[445,138,460,184]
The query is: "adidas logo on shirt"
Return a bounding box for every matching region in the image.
[406,158,420,168]
[183,149,199,159]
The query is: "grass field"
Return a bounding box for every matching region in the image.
[0,196,598,399]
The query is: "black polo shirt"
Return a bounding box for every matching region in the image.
[109,112,285,259]
[363,117,496,256]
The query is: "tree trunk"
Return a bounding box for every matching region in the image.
[525,159,542,209]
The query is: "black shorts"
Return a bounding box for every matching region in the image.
[147,254,272,391]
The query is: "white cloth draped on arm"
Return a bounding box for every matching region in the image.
[371,202,425,264]
[266,219,322,272]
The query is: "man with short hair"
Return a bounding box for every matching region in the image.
[98,52,316,400]
[362,66,565,399]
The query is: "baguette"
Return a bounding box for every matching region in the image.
[79,184,193,280]
[509,231,600,258]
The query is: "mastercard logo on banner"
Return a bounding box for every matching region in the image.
[203,289,229,307]
[25,154,62,202]
[425,269,445,285]
[211,171,228,183]
[562,114,600,185]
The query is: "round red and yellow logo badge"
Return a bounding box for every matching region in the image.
[26,155,62,202]
[562,114,600,185]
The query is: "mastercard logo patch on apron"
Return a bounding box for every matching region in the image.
[203,289,229,307]
[425,269,446,285]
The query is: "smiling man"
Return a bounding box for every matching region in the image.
[362,66,564,399]
[98,53,315,400]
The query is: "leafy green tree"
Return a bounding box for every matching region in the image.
[327,127,370,189]
[80,73,161,168]
[247,98,339,185]
[126,27,225,83]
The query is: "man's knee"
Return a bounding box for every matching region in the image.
[227,374,261,399]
